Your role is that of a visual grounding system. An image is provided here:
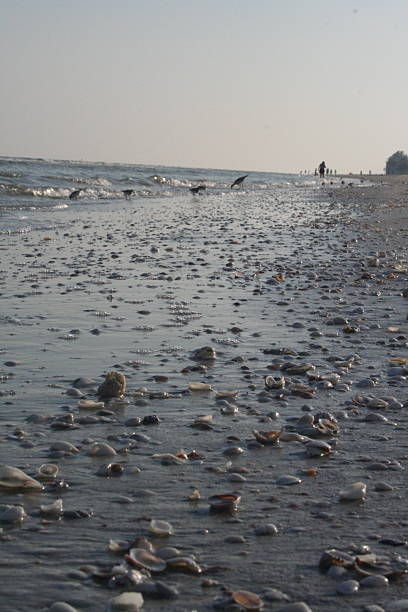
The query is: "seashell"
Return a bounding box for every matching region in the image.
[339,481,367,502]
[165,556,202,574]
[253,430,281,445]
[191,415,213,429]
[319,549,356,571]
[209,493,241,513]
[151,453,185,465]
[188,382,213,392]
[50,441,79,454]
[88,442,117,457]
[191,346,217,361]
[276,475,302,486]
[254,523,278,536]
[215,389,239,400]
[231,590,263,610]
[360,574,389,588]
[37,463,59,480]
[264,375,285,389]
[0,504,27,522]
[222,446,244,457]
[39,499,63,518]
[304,439,332,457]
[105,592,144,612]
[126,548,167,572]
[48,603,80,612]
[326,565,348,579]
[336,579,359,595]
[0,465,43,490]
[282,362,315,375]
[108,539,131,554]
[280,432,307,442]
[149,519,173,537]
[155,546,181,560]
[129,537,152,552]
[78,399,105,410]
[97,371,126,400]
[96,463,124,477]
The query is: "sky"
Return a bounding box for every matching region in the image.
[1,0,407,174]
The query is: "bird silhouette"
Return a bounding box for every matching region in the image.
[190,185,206,195]
[122,189,135,200]
[69,189,82,200]
[231,175,248,189]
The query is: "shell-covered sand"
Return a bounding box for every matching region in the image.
[0,178,407,612]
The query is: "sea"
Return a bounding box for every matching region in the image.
[0,155,318,234]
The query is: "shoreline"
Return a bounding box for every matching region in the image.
[0,181,407,612]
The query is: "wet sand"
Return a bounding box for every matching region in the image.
[0,181,407,612]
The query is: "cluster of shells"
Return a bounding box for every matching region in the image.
[319,545,408,596]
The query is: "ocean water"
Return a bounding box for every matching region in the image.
[0,156,318,234]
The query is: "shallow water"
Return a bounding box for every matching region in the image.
[1,173,408,612]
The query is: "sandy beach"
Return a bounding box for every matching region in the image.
[1,177,408,612]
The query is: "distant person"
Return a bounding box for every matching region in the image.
[318,161,326,179]
[314,168,318,176]
[231,175,248,189]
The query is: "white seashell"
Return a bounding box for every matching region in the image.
[78,400,105,410]
[105,592,144,612]
[40,499,64,518]
[88,442,117,457]
[0,465,43,490]
[339,481,367,502]
[276,475,302,486]
[37,463,59,479]
[149,519,173,537]
[0,504,27,523]
[221,404,239,415]
[336,579,359,595]
[188,382,213,392]
[50,441,79,454]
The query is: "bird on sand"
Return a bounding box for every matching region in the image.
[231,175,248,189]
[69,189,82,200]
[190,185,206,195]
[122,189,135,199]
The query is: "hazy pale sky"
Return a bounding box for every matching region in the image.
[1,0,407,173]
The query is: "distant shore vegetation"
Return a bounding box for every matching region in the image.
[385,150,408,175]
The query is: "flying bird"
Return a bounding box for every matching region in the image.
[231,175,248,189]
[69,189,82,200]
[190,185,206,195]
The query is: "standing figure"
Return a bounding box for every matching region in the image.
[318,161,326,179]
